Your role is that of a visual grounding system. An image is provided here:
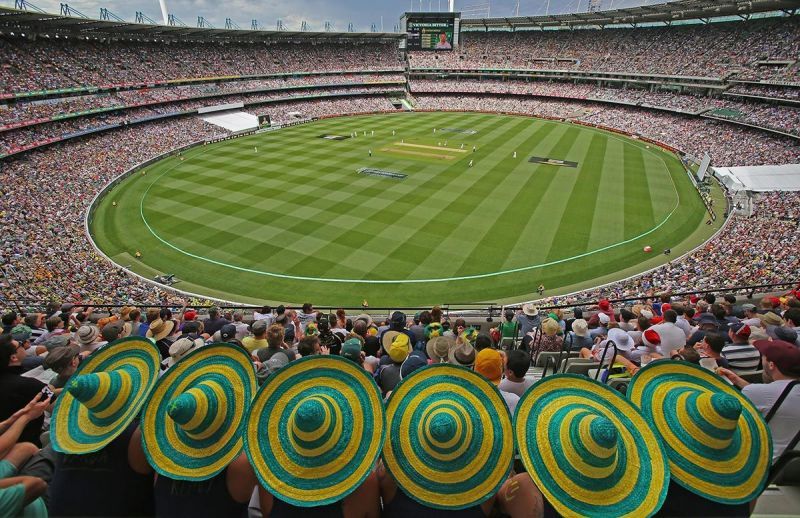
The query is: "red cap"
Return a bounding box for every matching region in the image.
[770,297,781,308]
[598,299,611,311]
[183,310,197,321]
[753,340,800,377]
[650,316,664,325]
[643,328,661,347]
[690,295,699,304]
[661,303,672,312]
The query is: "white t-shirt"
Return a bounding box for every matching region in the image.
[742,379,800,461]
[500,389,520,415]
[499,377,534,398]
[651,322,687,357]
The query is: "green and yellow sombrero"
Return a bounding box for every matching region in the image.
[627,361,772,505]
[141,343,257,481]
[514,374,669,517]
[382,363,514,510]
[50,336,161,454]
[244,355,385,507]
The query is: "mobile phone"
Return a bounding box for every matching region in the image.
[41,386,54,399]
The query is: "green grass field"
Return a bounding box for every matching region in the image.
[90,112,719,305]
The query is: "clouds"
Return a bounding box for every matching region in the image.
[30,0,660,32]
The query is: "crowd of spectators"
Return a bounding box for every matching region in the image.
[0,37,403,94]
[409,16,800,81]
[727,83,800,101]
[413,94,800,165]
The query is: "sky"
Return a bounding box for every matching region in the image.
[25,0,670,32]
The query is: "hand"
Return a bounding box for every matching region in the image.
[14,393,50,422]
[715,367,736,382]
[320,345,330,356]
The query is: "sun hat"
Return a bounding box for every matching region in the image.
[382,363,513,510]
[627,361,772,504]
[341,338,362,363]
[165,337,204,368]
[245,355,385,507]
[473,349,503,384]
[381,330,401,352]
[598,313,610,325]
[606,328,633,351]
[146,319,175,342]
[541,318,560,337]
[426,335,455,363]
[753,339,800,377]
[449,342,476,367]
[76,325,99,347]
[43,344,80,373]
[389,333,411,363]
[571,319,589,337]
[118,306,133,321]
[514,374,668,517]
[141,343,258,481]
[10,325,32,342]
[424,322,444,340]
[522,304,538,317]
[50,337,161,454]
[758,312,783,327]
[355,313,373,327]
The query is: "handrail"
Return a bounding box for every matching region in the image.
[595,340,618,381]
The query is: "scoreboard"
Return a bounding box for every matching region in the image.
[401,12,460,51]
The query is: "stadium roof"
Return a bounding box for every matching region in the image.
[0,6,402,41]
[460,0,800,30]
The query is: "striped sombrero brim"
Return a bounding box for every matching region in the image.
[50,337,161,454]
[627,361,772,505]
[245,355,385,507]
[382,363,514,510]
[514,374,669,517]
[141,343,257,481]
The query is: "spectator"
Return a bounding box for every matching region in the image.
[0,335,46,446]
[722,323,762,373]
[202,307,229,336]
[255,324,296,363]
[474,348,519,414]
[242,320,268,354]
[499,349,534,397]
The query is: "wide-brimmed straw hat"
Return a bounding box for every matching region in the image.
[382,364,513,510]
[514,374,668,517]
[522,304,539,316]
[426,335,455,363]
[627,361,772,505]
[50,337,161,454]
[141,343,258,481]
[146,318,175,341]
[244,356,385,507]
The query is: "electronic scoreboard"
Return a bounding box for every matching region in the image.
[401,12,460,51]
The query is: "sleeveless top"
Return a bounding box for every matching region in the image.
[269,496,344,518]
[154,469,247,518]
[49,423,154,517]
[383,487,488,518]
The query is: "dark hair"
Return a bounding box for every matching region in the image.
[620,309,636,322]
[363,337,380,358]
[419,311,432,326]
[46,315,62,332]
[572,308,583,320]
[454,318,466,331]
[160,308,173,321]
[431,306,442,323]
[261,306,272,314]
[504,310,514,322]
[24,314,39,328]
[0,334,15,372]
[302,303,313,313]
[182,321,201,334]
[660,293,671,303]
[672,304,685,316]
[506,349,529,378]
[637,316,651,331]
[1,311,17,327]
[297,336,320,357]
[663,310,677,324]
[704,293,716,305]
[784,308,800,327]
[345,318,353,332]
[129,309,141,322]
[353,320,367,338]
[711,304,726,321]
[475,334,492,351]
[704,333,726,354]
[724,294,737,304]
[672,346,701,364]
[685,308,696,319]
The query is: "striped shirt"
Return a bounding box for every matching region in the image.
[722,343,762,373]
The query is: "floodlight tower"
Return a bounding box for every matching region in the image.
[158,0,168,25]
[449,0,455,12]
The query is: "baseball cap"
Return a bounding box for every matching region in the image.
[262,351,289,376]
[183,310,197,321]
[474,348,503,384]
[10,325,32,342]
[753,340,800,377]
[773,326,798,344]
[400,351,428,379]
[697,314,718,327]
[391,311,406,327]
[220,324,237,341]
[729,322,751,338]
[598,313,610,325]
[252,319,268,334]
[598,300,611,311]
[340,339,362,364]
[741,304,757,312]
[758,312,784,327]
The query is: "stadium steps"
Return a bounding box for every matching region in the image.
[400,99,415,111]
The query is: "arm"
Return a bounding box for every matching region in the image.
[0,394,49,456]
[226,452,258,504]
[716,368,749,389]
[127,426,153,475]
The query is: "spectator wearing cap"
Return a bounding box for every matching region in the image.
[722,323,761,373]
[718,340,800,462]
[567,319,593,351]
[399,351,427,380]
[317,315,344,356]
[256,325,296,363]
[759,311,785,339]
[341,338,377,373]
[687,313,719,346]
[202,306,229,337]
[145,318,175,359]
[10,326,43,372]
[215,324,241,348]
[694,333,730,368]
[589,299,616,325]
[499,349,534,397]
[242,320,268,354]
[741,304,761,327]
[474,348,519,413]
[379,312,416,354]
[377,334,411,396]
[648,310,687,358]
[44,344,83,388]
[589,312,611,340]
[101,321,125,344]
[0,335,47,446]
[449,337,476,368]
